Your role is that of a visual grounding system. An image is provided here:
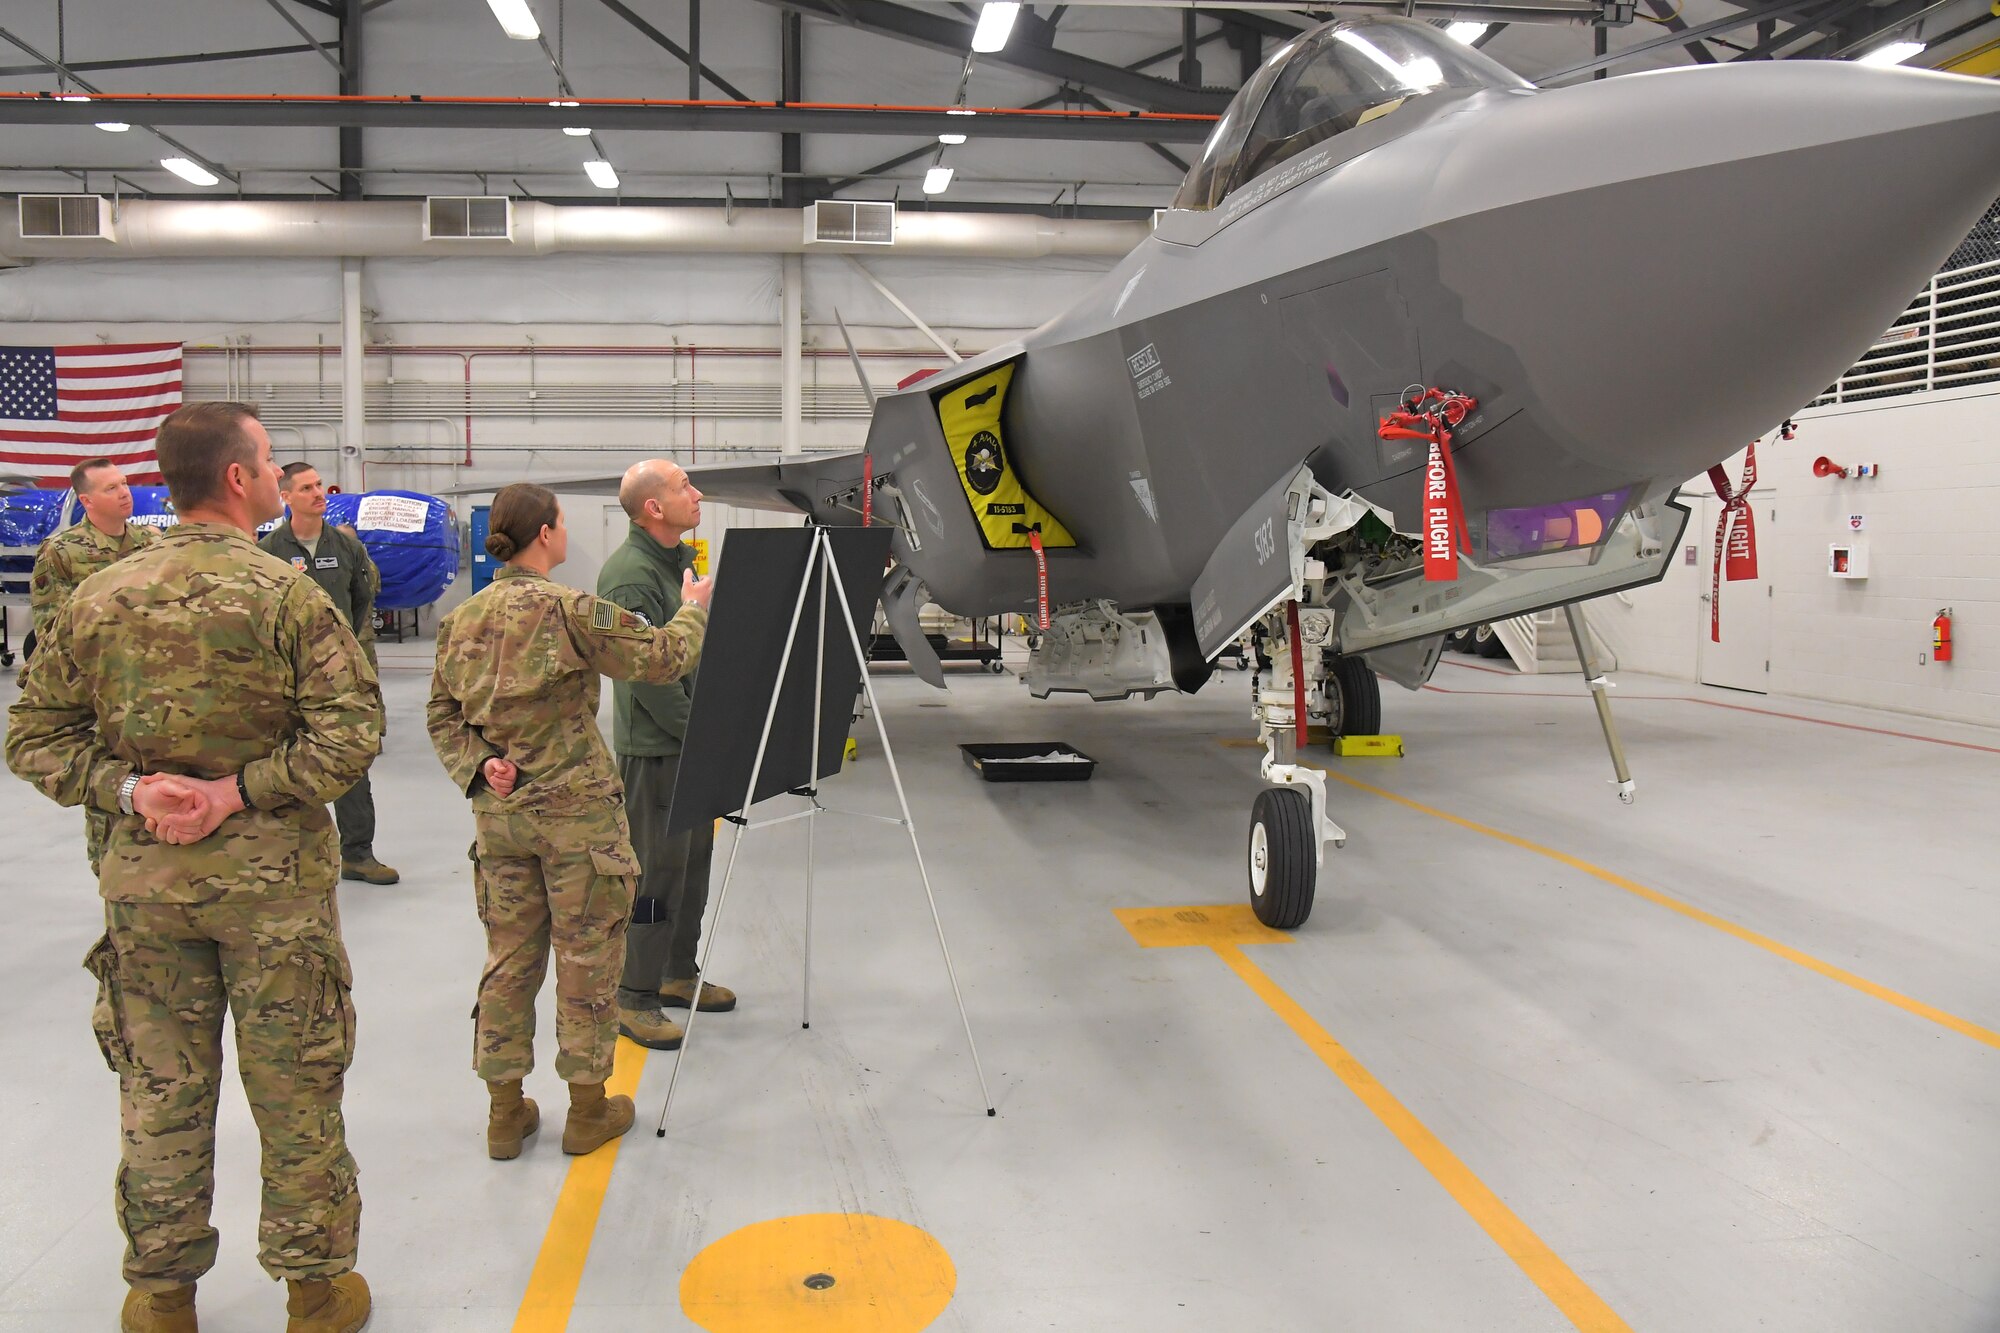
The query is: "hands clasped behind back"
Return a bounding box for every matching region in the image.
[481,756,519,798]
[135,771,247,845]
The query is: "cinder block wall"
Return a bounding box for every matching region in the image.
[1595,384,1999,728]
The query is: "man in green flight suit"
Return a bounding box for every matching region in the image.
[599,458,736,1052]
[28,456,159,874]
[6,401,380,1333]
[260,462,400,885]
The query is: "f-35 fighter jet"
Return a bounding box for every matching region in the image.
[574,18,2000,925]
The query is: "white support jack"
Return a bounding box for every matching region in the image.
[1564,601,1636,804]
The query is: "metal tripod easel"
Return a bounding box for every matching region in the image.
[653,525,995,1138]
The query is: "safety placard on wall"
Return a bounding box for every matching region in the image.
[356,494,431,533]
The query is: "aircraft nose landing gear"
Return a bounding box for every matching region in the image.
[1242,597,1348,930]
[1248,785,1318,929]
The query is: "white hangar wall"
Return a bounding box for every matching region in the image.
[0,252,1119,478]
[1590,384,2000,728]
[0,248,1119,605]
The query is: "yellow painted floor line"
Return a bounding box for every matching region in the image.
[512,1037,651,1333]
[1215,942,1633,1333]
[1314,765,2000,1052]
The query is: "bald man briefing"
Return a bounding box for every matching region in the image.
[598,459,735,1052]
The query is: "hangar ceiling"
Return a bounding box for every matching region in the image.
[0,0,1994,217]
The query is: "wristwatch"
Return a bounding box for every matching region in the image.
[117,773,141,815]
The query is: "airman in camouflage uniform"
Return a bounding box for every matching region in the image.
[427,483,708,1159]
[6,403,380,1333]
[27,458,159,875]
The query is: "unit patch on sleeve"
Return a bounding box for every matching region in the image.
[590,599,646,635]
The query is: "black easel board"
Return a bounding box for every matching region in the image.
[666,526,894,836]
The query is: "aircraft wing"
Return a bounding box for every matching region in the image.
[431,452,865,519]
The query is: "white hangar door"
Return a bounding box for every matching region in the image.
[1696,492,1774,694]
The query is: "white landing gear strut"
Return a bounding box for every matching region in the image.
[1246,599,1346,930]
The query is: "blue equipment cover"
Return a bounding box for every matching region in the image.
[0,487,67,550]
[326,490,460,609]
[6,486,458,609]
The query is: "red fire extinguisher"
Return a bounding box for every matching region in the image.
[1933,609,1953,663]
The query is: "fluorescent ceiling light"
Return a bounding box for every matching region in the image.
[1403,57,1445,90]
[938,133,967,144]
[96,121,130,133]
[1445,22,1490,44]
[583,159,619,189]
[1856,39,1925,66]
[160,156,220,186]
[971,3,1020,54]
[563,126,592,136]
[549,99,578,107]
[947,107,975,115]
[57,93,91,103]
[1336,30,1443,91]
[923,165,954,194]
[485,0,541,40]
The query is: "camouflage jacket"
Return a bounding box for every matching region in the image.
[29,518,157,639]
[5,523,384,904]
[427,565,707,816]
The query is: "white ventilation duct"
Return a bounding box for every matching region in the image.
[0,199,1146,261]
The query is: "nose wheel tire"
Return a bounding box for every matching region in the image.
[1248,786,1317,929]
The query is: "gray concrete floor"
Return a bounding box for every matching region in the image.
[2,639,1997,1331]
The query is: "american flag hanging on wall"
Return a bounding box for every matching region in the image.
[0,342,183,485]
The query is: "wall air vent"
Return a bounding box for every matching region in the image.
[805,200,896,247]
[424,196,513,241]
[18,194,113,239]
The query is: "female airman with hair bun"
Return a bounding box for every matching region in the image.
[427,482,713,1160]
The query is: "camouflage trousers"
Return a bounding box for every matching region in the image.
[472,801,640,1085]
[85,895,360,1291]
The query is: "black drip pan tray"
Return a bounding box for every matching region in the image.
[959,742,1098,783]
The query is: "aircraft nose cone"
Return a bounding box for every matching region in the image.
[1437,63,2000,492]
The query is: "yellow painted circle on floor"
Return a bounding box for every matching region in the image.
[680,1213,954,1333]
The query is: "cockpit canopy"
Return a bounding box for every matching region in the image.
[1171,18,1533,213]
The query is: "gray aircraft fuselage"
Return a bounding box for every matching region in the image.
[712,24,2000,670]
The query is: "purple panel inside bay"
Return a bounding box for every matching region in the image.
[1484,488,1631,560]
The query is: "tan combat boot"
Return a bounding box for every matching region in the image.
[487,1078,540,1160]
[284,1272,370,1333]
[339,857,400,885]
[562,1080,635,1155]
[658,977,737,1012]
[616,1004,684,1051]
[120,1284,197,1333]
